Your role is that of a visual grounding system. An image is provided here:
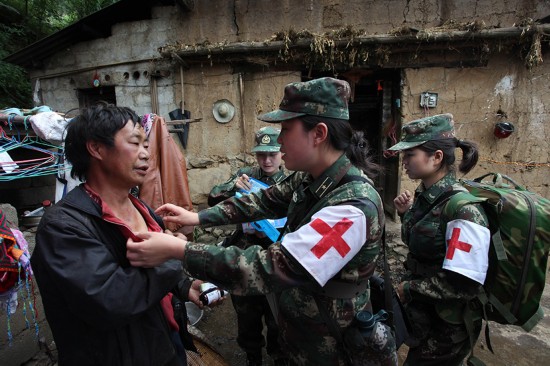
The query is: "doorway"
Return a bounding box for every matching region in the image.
[78,86,116,108]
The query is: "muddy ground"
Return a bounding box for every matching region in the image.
[12,218,550,366]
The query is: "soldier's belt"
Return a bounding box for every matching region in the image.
[405,255,440,277]
[315,280,369,298]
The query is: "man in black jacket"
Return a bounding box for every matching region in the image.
[31,104,207,365]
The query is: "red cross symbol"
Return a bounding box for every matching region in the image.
[446,227,472,260]
[310,218,353,259]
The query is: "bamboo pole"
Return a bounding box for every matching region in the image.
[238,73,246,154]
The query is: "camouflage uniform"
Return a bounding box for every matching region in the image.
[184,154,391,366]
[208,164,286,364]
[390,114,489,366]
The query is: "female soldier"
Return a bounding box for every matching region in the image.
[389,114,491,366]
[208,126,286,366]
[127,77,397,366]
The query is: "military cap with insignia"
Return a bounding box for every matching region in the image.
[251,126,281,152]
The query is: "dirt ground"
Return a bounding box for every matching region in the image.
[14,217,550,366]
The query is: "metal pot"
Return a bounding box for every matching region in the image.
[20,214,43,227]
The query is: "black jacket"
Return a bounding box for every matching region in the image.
[31,186,189,366]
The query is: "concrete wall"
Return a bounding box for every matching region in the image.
[35,5,183,118]
[26,0,550,206]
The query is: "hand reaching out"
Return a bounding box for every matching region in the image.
[155,203,199,227]
[127,231,186,267]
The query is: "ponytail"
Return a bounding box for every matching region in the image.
[419,138,479,174]
[456,139,479,174]
[348,130,381,178]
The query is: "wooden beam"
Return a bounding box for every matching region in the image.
[162,24,550,59]
[164,118,202,124]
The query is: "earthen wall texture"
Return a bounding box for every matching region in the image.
[401,54,550,198]
[26,1,550,203]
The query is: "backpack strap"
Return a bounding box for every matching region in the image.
[312,294,353,366]
[408,190,459,229]
[441,191,486,218]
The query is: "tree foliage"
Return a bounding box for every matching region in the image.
[0,0,118,108]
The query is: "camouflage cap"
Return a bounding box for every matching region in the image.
[257,77,351,122]
[388,113,456,151]
[251,126,281,152]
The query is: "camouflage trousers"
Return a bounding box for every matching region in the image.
[403,301,482,366]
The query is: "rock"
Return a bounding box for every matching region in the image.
[0,203,18,227]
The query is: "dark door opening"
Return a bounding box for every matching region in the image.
[78,86,116,108]
[303,69,402,217]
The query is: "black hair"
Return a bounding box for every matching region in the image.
[64,103,140,181]
[300,115,381,178]
[417,138,479,174]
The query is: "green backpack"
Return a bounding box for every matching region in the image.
[443,172,550,333]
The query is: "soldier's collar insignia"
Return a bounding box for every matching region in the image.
[314,176,334,198]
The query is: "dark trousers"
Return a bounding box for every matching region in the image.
[170,331,187,366]
[231,293,281,359]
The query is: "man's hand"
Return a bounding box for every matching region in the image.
[127,231,186,267]
[393,190,413,215]
[155,203,200,226]
[235,173,252,192]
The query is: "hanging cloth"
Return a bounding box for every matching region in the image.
[138,115,193,232]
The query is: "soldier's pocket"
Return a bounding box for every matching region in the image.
[409,220,442,254]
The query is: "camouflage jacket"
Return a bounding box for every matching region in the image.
[400,172,489,308]
[207,166,287,207]
[184,154,384,365]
